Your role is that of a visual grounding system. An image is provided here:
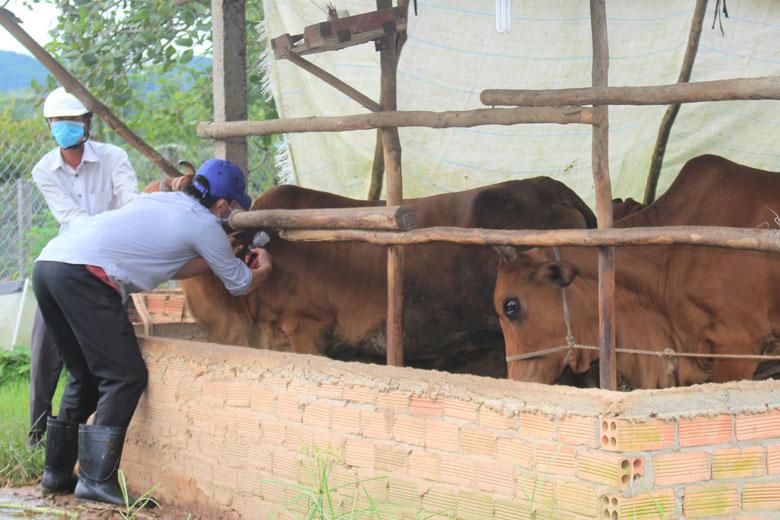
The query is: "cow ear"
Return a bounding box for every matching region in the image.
[494,246,518,263]
[537,261,579,287]
[178,160,196,176]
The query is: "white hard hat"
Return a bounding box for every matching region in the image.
[43,87,89,118]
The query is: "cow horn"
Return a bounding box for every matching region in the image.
[493,245,517,263]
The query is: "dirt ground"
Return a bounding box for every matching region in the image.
[0,486,177,520]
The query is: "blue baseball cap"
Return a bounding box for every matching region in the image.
[193,159,252,210]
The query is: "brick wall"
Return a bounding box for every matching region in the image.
[124,337,780,519]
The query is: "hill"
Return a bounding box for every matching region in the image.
[0,51,49,92]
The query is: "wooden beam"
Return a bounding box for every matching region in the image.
[285,53,383,112]
[590,0,616,391]
[228,205,416,231]
[643,0,708,205]
[277,226,780,254]
[0,7,183,177]
[212,0,248,176]
[480,76,780,107]
[197,107,593,137]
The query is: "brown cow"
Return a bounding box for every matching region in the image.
[177,178,596,377]
[494,155,780,388]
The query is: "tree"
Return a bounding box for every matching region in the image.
[25,0,279,190]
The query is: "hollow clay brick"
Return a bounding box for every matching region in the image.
[480,407,515,430]
[742,482,780,511]
[362,410,391,439]
[408,451,440,481]
[557,414,598,447]
[440,456,476,487]
[555,480,600,517]
[275,394,302,422]
[393,415,426,446]
[226,383,251,407]
[516,475,554,511]
[388,478,420,509]
[768,443,780,475]
[443,399,479,421]
[376,390,411,410]
[457,491,493,520]
[302,402,331,429]
[496,437,534,469]
[249,387,276,414]
[374,444,407,471]
[343,385,378,405]
[316,382,343,399]
[600,490,676,520]
[712,446,765,479]
[684,483,739,518]
[422,487,458,517]
[331,406,361,434]
[460,428,496,456]
[410,396,445,416]
[678,414,732,447]
[260,420,285,445]
[344,438,374,468]
[577,450,642,487]
[599,417,675,452]
[518,412,555,440]
[534,443,576,476]
[654,451,709,485]
[494,498,533,520]
[426,420,459,452]
[475,460,515,495]
[736,409,780,441]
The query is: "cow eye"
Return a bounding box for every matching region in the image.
[502,297,521,320]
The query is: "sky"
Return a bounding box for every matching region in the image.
[0,1,57,54]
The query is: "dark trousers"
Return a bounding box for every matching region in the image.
[32,261,147,428]
[29,308,63,441]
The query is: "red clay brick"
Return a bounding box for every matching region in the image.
[601,490,676,520]
[261,420,285,445]
[654,451,709,485]
[440,455,476,487]
[742,482,780,511]
[422,487,457,517]
[426,420,459,452]
[600,417,675,452]
[261,376,289,389]
[393,415,426,446]
[408,451,440,481]
[362,410,391,439]
[331,406,360,434]
[343,385,378,404]
[460,428,495,456]
[678,414,732,447]
[388,478,420,509]
[516,475,554,511]
[475,460,515,496]
[315,382,343,399]
[684,483,739,518]
[271,449,301,481]
[443,399,479,421]
[736,409,780,441]
[496,437,534,469]
[410,396,444,416]
[374,444,408,471]
[225,383,251,407]
[768,444,780,475]
[518,412,555,440]
[249,387,276,414]
[480,408,515,430]
[557,415,598,447]
[457,491,493,520]
[494,498,533,520]
[534,443,576,476]
[712,446,765,479]
[577,450,635,487]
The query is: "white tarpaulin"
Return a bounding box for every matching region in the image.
[261,1,780,204]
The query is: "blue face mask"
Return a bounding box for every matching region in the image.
[51,121,85,149]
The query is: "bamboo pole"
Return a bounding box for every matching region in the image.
[590,0,616,391]
[277,226,780,254]
[228,205,416,231]
[197,107,593,137]
[0,7,183,177]
[643,0,708,205]
[480,76,780,107]
[286,53,383,112]
[379,0,405,368]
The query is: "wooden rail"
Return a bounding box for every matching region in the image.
[480,76,780,107]
[229,206,415,231]
[196,107,593,138]
[276,226,780,254]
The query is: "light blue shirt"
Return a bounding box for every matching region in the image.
[36,191,253,297]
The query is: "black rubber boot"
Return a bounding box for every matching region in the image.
[41,417,78,494]
[74,424,151,506]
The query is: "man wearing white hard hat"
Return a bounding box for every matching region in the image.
[28,87,139,445]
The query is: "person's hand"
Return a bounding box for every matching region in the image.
[228,233,243,256]
[247,248,272,292]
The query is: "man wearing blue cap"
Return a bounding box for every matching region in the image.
[31,159,271,506]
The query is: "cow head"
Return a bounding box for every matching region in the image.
[143,160,196,193]
[494,248,590,383]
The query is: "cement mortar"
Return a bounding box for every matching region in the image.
[139,336,780,420]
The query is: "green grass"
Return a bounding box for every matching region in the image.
[0,359,66,487]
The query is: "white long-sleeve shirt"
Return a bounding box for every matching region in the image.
[36,192,253,298]
[31,140,139,234]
